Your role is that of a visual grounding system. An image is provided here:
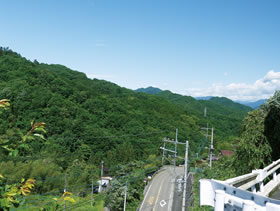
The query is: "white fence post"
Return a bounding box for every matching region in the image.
[215,190,225,211]
[243,200,255,211]
[251,185,256,193]
[273,172,277,182]
[259,182,264,192]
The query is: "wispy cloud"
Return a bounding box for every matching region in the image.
[185,70,280,101]
[95,40,106,47]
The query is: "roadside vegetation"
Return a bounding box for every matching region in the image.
[2,47,274,210]
[191,90,280,210]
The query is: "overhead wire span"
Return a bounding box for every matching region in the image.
[21,183,93,200]
[13,187,93,210]
[0,171,83,186]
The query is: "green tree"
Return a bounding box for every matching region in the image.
[233,91,280,174]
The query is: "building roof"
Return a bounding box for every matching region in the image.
[221,150,233,156]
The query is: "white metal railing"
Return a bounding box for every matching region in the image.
[200,158,280,210]
[225,159,280,196]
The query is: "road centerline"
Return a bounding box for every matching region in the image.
[152,179,164,211]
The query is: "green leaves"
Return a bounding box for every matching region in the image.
[0,99,47,157]
[266,90,280,109]
[234,109,272,174]
[0,198,9,208]
[0,99,10,109]
[233,91,280,174]
[0,174,36,209]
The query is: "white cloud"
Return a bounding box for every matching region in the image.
[185,70,280,101]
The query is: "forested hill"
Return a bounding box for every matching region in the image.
[136,87,251,113]
[136,87,252,140]
[135,86,162,94]
[0,48,250,168]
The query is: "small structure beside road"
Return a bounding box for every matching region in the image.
[98,176,113,192]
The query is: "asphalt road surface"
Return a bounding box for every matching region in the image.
[139,166,184,211]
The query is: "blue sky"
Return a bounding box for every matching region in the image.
[1,0,280,101]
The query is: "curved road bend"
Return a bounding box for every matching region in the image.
[139,166,184,211]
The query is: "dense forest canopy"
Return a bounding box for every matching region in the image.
[136,87,252,143]
[0,47,256,210]
[0,47,252,168]
[233,91,280,174]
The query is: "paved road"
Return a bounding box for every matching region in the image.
[270,188,280,200]
[139,166,184,211]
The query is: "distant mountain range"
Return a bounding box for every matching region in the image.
[195,96,213,100]
[196,96,267,109]
[135,86,267,109]
[235,99,268,109]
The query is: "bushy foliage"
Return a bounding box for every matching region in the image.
[0,160,63,194]
[104,160,153,211]
[0,174,35,210]
[233,91,280,174]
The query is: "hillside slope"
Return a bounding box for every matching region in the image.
[136,88,252,140]
[0,48,250,168]
[0,48,200,167]
[135,86,162,94]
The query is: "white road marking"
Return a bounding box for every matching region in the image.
[168,178,174,211]
[160,200,167,207]
[139,181,153,210]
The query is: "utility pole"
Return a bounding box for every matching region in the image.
[201,124,214,167]
[99,160,104,192]
[123,181,127,211]
[160,138,186,163]
[162,141,166,166]
[182,141,189,211]
[174,128,178,166]
[209,128,214,168]
[202,106,214,167]
[91,176,94,207]
[101,160,104,178]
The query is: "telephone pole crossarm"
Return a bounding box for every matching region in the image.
[163,139,186,145]
[160,147,176,154]
[176,155,185,160]
[160,147,185,159]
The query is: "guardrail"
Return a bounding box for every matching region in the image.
[200,158,280,210]
[225,159,280,196]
